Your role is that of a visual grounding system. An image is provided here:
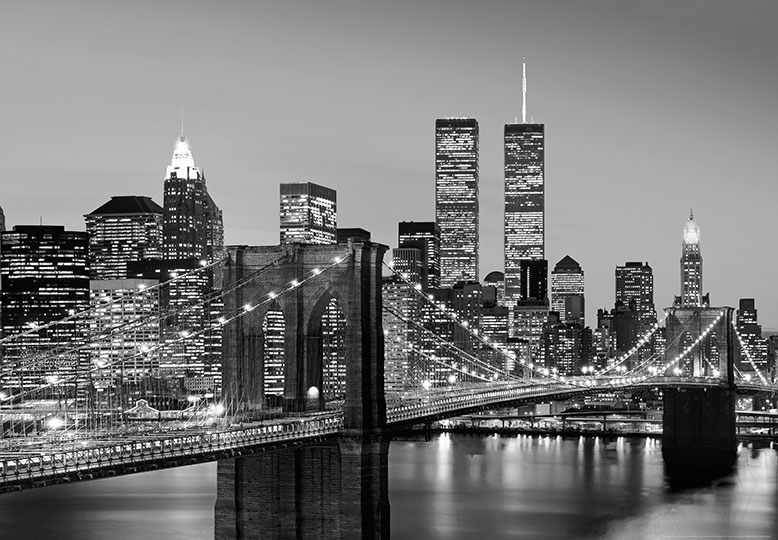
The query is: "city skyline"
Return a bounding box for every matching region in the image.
[2,1,777,329]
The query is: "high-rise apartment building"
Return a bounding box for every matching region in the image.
[280,182,337,245]
[0,226,90,391]
[615,262,656,332]
[85,196,163,279]
[680,211,702,307]
[163,133,224,262]
[398,221,441,289]
[550,256,584,324]
[435,118,479,288]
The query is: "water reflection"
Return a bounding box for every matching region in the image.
[0,435,775,540]
[215,432,389,539]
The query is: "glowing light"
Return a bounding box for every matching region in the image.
[46,417,65,430]
[243,304,253,312]
[312,268,321,275]
[268,292,277,299]
[290,279,299,287]
[422,380,431,391]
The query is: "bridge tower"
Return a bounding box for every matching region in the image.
[662,306,737,478]
[221,242,387,431]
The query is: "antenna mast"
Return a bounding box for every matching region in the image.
[522,57,527,123]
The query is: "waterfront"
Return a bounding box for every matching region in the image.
[0,434,776,539]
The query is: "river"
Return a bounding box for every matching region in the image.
[0,435,776,539]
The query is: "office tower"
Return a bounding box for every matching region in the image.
[435,118,479,288]
[393,246,425,286]
[89,278,160,406]
[550,256,584,324]
[382,276,424,392]
[680,210,702,307]
[483,271,505,305]
[163,132,224,262]
[336,228,370,244]
[0,205,5,232]
[0,226,90,391]
[504,62,545,324]
[480,303,510,371]
[615,261,656,332]
[279,182,337,245]
[85,196,163,279]
[541,313,586,376]
[399,221,441,289]
[736,298,768,375]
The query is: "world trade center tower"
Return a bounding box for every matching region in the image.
[435,118,479,288]
[504,63,545,328]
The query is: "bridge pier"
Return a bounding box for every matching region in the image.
[662,386,737,479]
[662,306,737,479]
[215,433,389,540]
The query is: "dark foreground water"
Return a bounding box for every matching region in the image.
[0,435,776,540]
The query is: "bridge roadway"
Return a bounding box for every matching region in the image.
[0,376,775,492]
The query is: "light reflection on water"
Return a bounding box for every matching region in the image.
[0,435,775,540]
[390,435,778,540]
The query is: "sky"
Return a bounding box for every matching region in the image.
[2,0,777,330]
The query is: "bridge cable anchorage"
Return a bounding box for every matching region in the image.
[383,262,564,382]
[0,255,352,444]
[731,321,769,386]
[0,254,292,383]
[383,305,523,384]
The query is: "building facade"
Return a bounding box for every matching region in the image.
[550,256,584,324]
[680,211,703,307]
[162,133,224,263]
[0,226,90,392]
[504,121,544,321]
[435,118,479,288]
[279,182,337,245]
[85,196,163,279]
[615,261,656,333]
[398,221,441,289]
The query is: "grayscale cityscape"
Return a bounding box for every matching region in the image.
[1,2,777,539]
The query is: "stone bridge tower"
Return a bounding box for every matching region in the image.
[220,241,387,431]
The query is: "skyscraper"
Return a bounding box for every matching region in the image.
[0,204,5,232]
[162,132,224,262]
[736,298,768,375]
[550,256,584,324]
[279,182,337,245]
[398,221,441,289]
[615,261,656,332]
[435,118,479,288]
[0,226,90,390]
[85,195,163,279]
[680,210,702,307]
[504,61,545,328]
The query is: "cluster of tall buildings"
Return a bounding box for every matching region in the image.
[1,84,774,409]
[0,132,224,406]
